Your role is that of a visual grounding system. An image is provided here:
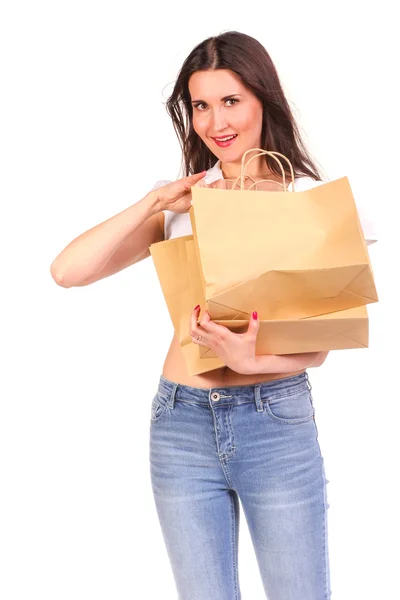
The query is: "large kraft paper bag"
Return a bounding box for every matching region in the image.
[199,306,369,359]
[150,235,225,376]
[189,149,378,322]
[150,234,369,377]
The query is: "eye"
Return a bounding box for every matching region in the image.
[193,98,239,111]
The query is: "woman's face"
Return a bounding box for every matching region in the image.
[188,69,264,164]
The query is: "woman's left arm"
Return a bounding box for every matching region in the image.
[249,351,329,375]
[190,306,329,376]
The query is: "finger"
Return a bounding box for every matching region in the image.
[189,304,201,335]
[193,179,207,188]
[211,179,226,189]
[190,170,207,180]
[247,311,260,337]
[167,172,207,201]
[189,305,209,341]
[182,171,207,192]
[191,335,210,347]
[199,311,229,336]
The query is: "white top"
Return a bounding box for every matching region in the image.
[151,160,378,245]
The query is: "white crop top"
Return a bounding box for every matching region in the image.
[151,160,378,245]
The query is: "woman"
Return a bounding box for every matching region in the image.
[51,31,375,600]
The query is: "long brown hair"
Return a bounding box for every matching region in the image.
[165,31,324,181]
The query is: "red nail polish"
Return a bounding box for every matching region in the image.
[252,311,258,320]
[194,304,200,311]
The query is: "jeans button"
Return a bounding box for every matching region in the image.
[211,392,221,402]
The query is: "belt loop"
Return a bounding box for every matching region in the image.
[168,383,178,409]
[254,385,263,412]
[305,371,312,392]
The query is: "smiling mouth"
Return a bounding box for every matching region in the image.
[212,134,238,142]
[212,134,238,147]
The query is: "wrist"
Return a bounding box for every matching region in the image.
[143,190,163,217]
[249,355,272,375]
[249,352,324,375]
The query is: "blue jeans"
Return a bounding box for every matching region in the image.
[149,372,331,600]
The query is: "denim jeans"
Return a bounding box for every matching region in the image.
[149,372,331,600]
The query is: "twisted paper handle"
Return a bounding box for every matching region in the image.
[229,148,296,192]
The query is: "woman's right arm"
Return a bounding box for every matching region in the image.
[50,191,163,288]
[50,171,207,288]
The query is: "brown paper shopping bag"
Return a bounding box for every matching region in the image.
[198,305,369,359]
[189,148,378,322]
[150,235,225,376]
[150,234,370,376]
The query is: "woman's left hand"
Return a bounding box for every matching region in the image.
[190,305,260,375]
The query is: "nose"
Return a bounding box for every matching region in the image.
[210,107,229,132]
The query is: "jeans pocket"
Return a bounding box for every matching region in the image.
[150,392,169,423]
[264,388,315,424]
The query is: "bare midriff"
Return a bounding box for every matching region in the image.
[162,335,305,389]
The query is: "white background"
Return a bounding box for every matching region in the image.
[1,1,398,598]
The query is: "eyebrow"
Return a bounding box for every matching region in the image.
[191,94,241,104]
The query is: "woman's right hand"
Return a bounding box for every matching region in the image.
[154,171,208,214]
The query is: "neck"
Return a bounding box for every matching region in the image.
[220,156,274,180]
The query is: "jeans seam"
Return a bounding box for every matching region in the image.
[322,459,331,598]
[229,492,240,600]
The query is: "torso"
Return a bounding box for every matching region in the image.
[162,335,305,389]
[160,170,307,389]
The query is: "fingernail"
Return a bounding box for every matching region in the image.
[194,304,200,311]
[252,311,258,320]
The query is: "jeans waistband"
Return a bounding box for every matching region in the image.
[158,371,311,406]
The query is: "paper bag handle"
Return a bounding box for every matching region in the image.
[230,148,296,192]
